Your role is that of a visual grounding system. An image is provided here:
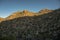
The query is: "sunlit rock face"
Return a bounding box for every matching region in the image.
[0,9,54,22]
[5,10,38,20]
[0,17,5,22]
[23,10,29,13]
[39,9,53,14]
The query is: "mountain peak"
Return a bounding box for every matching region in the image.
[39,9,53,13]
[23,10,29,13]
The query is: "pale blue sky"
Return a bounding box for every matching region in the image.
[0,0,60,18]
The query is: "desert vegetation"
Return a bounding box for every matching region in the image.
[0,8,60,40]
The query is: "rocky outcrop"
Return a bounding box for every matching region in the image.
[39,9,53,14]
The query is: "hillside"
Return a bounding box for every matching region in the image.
[0,17,5,22]
[0,9,53,22]
[0,8,60,40]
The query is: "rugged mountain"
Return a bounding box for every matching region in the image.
[6,10,38,20]
[0,8,60,40]
[6,9,53,20]
[0,9,53,22]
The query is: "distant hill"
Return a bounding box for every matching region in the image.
[0,9,53,22]
[0,8,60,40]
[39,9,53,13]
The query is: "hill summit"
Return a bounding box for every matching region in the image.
[0,9,53,22]
[39,8,53,13]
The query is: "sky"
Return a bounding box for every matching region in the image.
[0,0,60,18]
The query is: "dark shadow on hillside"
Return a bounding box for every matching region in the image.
[0,8,60,40]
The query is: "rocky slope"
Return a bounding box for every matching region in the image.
[0,17,5,22]
[6,10,38,20]
[0,9,53,22]
[0,8,60,40]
